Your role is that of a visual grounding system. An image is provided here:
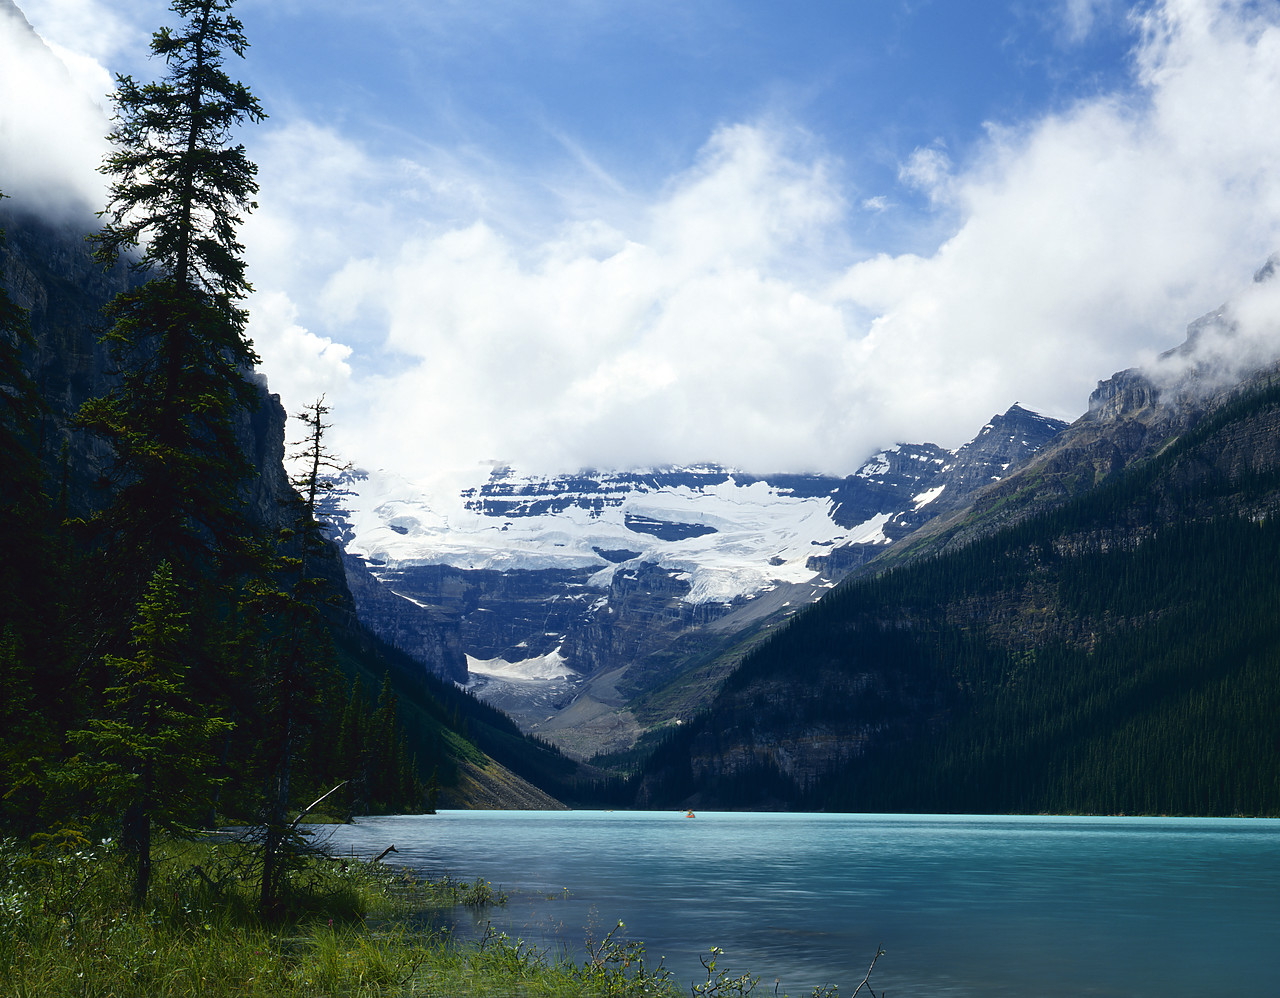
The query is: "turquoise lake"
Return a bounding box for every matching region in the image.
[320,811,1279,996]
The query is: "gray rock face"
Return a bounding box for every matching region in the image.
[339,554,468,682]
[1,205,350,602]
[1087,368,1161,421]
[1,208,131,506]
[938,404,1071,506]
[808,405,1069,575]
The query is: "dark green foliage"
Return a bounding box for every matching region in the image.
[61,1,267,902]
[83,0,265,593]
[94,0,264,306]
[77,0,265,642]
[66,563,233,905]
[329,674,426,816]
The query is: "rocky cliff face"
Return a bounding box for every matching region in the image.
[0,204,340,592]
[807,404,1068,575]
[339,554,469,683]
[1,207,130,505]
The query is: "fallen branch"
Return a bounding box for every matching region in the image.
[850,944,885,998]
[191,865,218,890]
[373,844,399,863]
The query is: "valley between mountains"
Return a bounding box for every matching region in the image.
[10,192,1279,814]
[318,406,1067,759]
[309,257,1280,815]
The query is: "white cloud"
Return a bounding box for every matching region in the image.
[13,0,1280,483]
[898,145,953,201]
[1060,0,1121,42]
[0,2,110,215]
[824,0,1280,452]
[15,0,157,67]
[313,2,1280,480]
[1144,261,1280,395]
[247,290,352,412]
[305,123,855,476]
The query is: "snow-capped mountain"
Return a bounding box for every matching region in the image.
[335,466,890,605]
[318,403,1066,756]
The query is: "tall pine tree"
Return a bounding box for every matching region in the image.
[67,563,232,907]
[73,0,265,901]
[82,0,266,601]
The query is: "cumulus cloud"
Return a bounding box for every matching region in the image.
[822,0,1280,455]
[247,290,353,411]
[12,0,1280,482]
[309,0,1280,480]
[305,124,854,475]
[0,2,111,215]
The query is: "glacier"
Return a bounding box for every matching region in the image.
[327,466,871,606]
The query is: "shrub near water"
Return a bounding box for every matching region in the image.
[0,831,422,997]
[1,833,851,997]
[0,832,686,997]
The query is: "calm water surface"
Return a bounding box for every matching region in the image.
[319,811,1279,997]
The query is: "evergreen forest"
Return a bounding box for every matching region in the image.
[633,378,1280,815]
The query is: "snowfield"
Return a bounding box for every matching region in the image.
[466,648,576,682]
[326,466,876,604]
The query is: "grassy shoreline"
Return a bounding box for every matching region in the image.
[0,831,804,997]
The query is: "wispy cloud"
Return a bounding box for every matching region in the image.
[1059,0,1122,42]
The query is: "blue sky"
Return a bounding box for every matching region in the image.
[234,0,1140,260]
[6,1,1280,481]
[243,2,1131,221]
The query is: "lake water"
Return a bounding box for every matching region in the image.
[318,811,1279,997]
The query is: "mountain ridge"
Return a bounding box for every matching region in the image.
[319,404,1068,758]
[626,287,1280,814]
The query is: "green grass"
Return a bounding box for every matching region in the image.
[1,830,834,997]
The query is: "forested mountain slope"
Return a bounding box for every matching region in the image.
[0,201,580,818]
[321,404,1066,763]
[633,351,1280,814]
